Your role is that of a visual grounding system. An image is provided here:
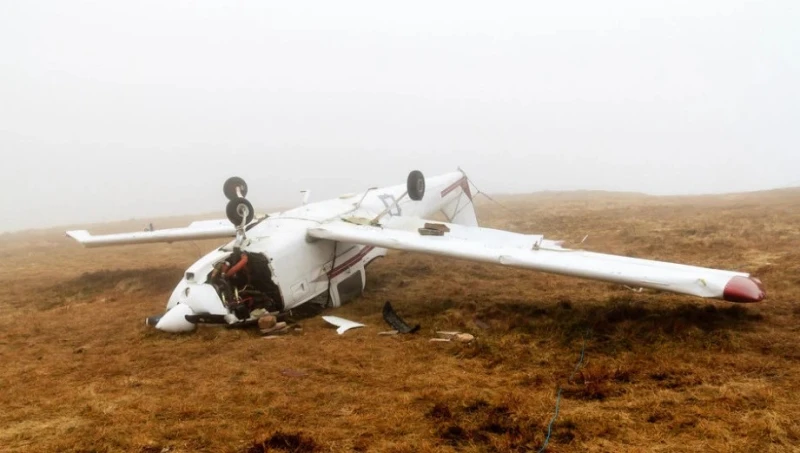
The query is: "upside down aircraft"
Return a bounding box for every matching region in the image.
[66,170,767,333]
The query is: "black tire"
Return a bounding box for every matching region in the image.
[226,197,255,226]
[223,176,248,201]
[407,170,425,201]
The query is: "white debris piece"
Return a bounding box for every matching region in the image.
[322,316,366,335]
[431,331,475,343]
[435,331,461,339]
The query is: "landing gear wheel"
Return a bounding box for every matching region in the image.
[407,170,426,201]
[226,197,255,227]
[223,176,248,201]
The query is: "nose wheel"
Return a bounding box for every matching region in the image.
[226,197,254,227]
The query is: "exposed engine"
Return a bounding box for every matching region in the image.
[208,249,283,320]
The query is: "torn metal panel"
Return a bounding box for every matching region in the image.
[382,301,420,333]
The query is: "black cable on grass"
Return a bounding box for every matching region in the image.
[538,332,588,452]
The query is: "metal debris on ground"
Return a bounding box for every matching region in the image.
[260,321,289,336]
[258,315,277,330]
[435,331,460,338]
[382,301,420,333]
[454,333,475,343]
[430,331,475,343]
[259,315,302,336]
[321,316,366,335]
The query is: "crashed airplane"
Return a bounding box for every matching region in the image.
[67,170,766,333]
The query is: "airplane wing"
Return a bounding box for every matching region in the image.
[67,219,238,248]
[307,217,766,303]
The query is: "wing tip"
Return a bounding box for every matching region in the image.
[722,276,766,303]
[66,230,90,241]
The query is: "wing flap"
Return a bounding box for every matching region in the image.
[307,219,756,301]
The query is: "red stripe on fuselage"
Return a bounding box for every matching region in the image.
[440,176,472,200]
[328,246,375,278]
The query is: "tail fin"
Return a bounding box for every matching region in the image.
[441,168,479,227]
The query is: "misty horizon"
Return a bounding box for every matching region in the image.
[2,1,798,233]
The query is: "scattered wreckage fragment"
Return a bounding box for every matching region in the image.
[431,331,475,343]
[322,316,366,335]
[258,315,291,336]
[417,222,451,236]
[382,301,420,333]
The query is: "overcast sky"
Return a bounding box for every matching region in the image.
[1,1,798,232]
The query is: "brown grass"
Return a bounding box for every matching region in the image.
[1,189,800,452]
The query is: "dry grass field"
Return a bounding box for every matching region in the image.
[1,189,799,452]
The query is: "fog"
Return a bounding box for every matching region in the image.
[1,1,798,232]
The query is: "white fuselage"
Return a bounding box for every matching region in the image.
[158,171,473,331]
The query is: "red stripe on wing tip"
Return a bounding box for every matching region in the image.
[723,276,766,303]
